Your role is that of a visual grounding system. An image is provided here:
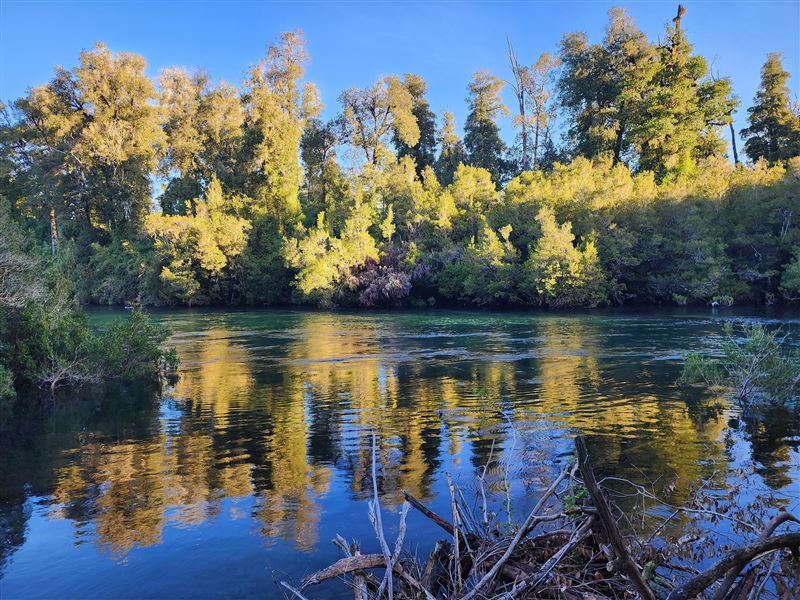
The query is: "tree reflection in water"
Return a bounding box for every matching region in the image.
[0,309,797,589]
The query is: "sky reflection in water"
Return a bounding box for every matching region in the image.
[0,308,798,599]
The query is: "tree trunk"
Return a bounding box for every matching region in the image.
[49,206,58,256]
[729,120,739,164]
[519,97,529,171]
[613,123,625,165]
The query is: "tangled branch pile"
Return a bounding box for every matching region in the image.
[285,436,800,600]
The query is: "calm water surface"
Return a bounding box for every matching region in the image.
[1,308,799,599]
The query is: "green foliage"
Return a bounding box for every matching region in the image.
[741,53,800,164]
[559,7,736,180]
[0,364,13,402]
[0,300,177,393]
[679,322,800,407]
[434,112,467,186]
[94,309,178,382]
[145,177,251,305]
[393,74,438,174]
[83,237,158,305]
[780,247,800,301]
[340,75,418,166]
[438,225,519,305]
[464,71,509,185]
[0,199,176,397]
[1,17,799,312]
[677,351,722,387]
[520,208,608,307]
[238,216,293,305]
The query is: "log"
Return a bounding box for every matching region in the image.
[667,532,800,600]
[575,435,656,600]
[420,540,451,595]
[711,510,800,600]
[301,553,434,599]
[301,554,386,588]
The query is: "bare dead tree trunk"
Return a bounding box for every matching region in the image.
[518,94,528,171]
[507,38,529,171]
[729,120,740,164]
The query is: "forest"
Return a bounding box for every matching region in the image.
[1,6,800,312]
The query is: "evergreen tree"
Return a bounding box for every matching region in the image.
[559,8,656,165]
[392,74,437,175]
[741,53,800,163]
[241,30,317,222]
[158,68,244,215]
[464,70,509,185]
[300,117,349,229]
[635,5,732,178]
[434,111,466,186]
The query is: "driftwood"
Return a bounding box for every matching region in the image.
[576,435,656,600]
[667,532,800,600]
[711,509,800,600]
[289,435,800,600]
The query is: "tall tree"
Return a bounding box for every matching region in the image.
[9,43,162,240]
[464,70,509,184]
[241,30,318,221]
[741,53,800,163]
[527,53,560,169]
[392,74,437,175]
[559,8,656,166]
[158,68,244,215]
[506,39,532,172]
[340,76,419,166]
[699,73,740,164]
[300,117,349,228]
[635,5,733,178]
[507,41,560,173]
[434,111,467,186]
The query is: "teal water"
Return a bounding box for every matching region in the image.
[1,308,798,598]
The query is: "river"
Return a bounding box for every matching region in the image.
[1,308,798,598]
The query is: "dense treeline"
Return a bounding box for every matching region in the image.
[2,6,800,309]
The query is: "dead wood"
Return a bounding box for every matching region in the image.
[667,532,800,600]
[576,435,656,600]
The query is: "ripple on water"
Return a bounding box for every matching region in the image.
[1,308,798,599]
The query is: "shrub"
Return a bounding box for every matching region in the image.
[679,322,800,407]
[93,309,179,381]
[0,303,177,394]
[0,364,14,402]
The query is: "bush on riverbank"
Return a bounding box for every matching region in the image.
[0,204,177,400]
[679,321,800,407]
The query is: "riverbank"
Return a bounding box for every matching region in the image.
[293,437,800,600]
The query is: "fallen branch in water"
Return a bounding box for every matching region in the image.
[710,509,800,600]
[667,532,800,600]
[285,435,800,600]
[576,436,656,600]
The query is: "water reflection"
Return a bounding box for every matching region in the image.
[0,309,798,596]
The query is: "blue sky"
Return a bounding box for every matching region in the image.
[1,1,798,153]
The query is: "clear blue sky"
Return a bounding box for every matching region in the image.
[1,0,798,152]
